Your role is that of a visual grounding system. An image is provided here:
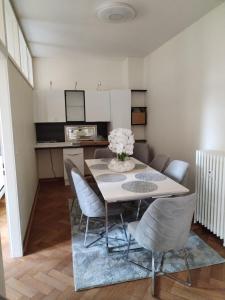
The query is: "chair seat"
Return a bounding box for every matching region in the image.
[128,221,139,237]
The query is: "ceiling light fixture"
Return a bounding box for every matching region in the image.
[96,2,136,23]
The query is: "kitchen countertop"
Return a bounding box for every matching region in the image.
[35,140,109,149]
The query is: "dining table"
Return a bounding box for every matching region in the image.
[85,157,189,254]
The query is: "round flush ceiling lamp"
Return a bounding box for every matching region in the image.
[96,2,136,23]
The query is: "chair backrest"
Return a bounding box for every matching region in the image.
[150,154,170,172]
[94,147,115,159]
[133,143,150,165]
[164,160,189,184]
[71,168,105,218]
[64,159,77,196]
[135,194,196,252]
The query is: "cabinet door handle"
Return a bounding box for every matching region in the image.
[67,154,80,157]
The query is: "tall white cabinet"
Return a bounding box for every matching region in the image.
[110,89,131,130]
[85,91,110,122]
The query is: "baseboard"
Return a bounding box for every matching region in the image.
[39,177,63,183]
[23,181,40,255]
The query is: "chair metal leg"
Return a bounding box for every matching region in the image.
[151,251,156,297]
[184,249,192,287]
[164,248,192,287]
[70,197,75,213]
[126,234,131,259]
[83,217,89,247]
[136,199,142,220]
[105,201,109,254]
[120,213,128,241]
[78,213,83,231]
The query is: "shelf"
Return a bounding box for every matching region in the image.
[131,107,147,125]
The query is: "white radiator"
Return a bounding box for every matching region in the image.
[195,150,225,246]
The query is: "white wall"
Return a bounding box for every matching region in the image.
[144,3,225,190]
[8,60,38,240]
[34,56,127,90]
[0,235,5,297]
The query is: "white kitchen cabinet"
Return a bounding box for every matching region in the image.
[63,148,84,185]
[85,91,110,122]
[65,90,85,122]
[33,90,48,123]
[110,89,131,130]
[47,90,66,122]
[33,89,66,123]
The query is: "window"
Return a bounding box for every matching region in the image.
[27,48,33,86]
[19,28,28,78]
[5,0,20,67]
[4,0,33,86]
[0,0,5,45]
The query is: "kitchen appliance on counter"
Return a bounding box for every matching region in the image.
[65,125,98,143]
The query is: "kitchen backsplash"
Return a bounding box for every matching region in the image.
[35,122,108,142]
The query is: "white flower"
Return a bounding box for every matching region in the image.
[108,128,135,156]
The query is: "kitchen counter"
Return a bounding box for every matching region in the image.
[35,140,109,149]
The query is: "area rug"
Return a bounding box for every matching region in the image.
[70,209,225,291]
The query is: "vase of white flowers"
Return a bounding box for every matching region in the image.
[108,128,135,172]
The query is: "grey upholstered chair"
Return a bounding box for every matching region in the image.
[133,142,150,165]
[71,167,127,247]
[150,154,170,172]
[164,160,189,184]
[127,194,196,296]
[64,159,79,214]
[94,147,115,159]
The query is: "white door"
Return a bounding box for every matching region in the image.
[63,148,84,185]
[110,89,131,130]
[85,91,110,122]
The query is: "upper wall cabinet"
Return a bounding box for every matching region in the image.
[110,89,131,130]
[85,91,110,122]
[33,89,66,123]
[0,0,6,45]
[65,90,85,122]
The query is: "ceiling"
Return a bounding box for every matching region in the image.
[12,0,224,58]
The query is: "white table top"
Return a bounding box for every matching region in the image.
[85,158,189,203]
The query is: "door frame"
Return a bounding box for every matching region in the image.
[0,51,23,257]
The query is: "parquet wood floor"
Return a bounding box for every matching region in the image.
[0,179,225,300]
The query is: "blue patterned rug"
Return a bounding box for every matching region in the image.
[70,208,225,291]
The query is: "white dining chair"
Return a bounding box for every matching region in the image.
[126,194,196,297]
[133,142,150,165]
[150,154,170,172]
[94,147,115,159]
[71,167,127,247]
[164,160,189,184]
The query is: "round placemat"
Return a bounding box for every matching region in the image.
[101,158,113,163]
[96,173,127,182]
[121,181,158,193]
[135,172,167,182]
[135,163,147,170]
[90,164,108,170]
